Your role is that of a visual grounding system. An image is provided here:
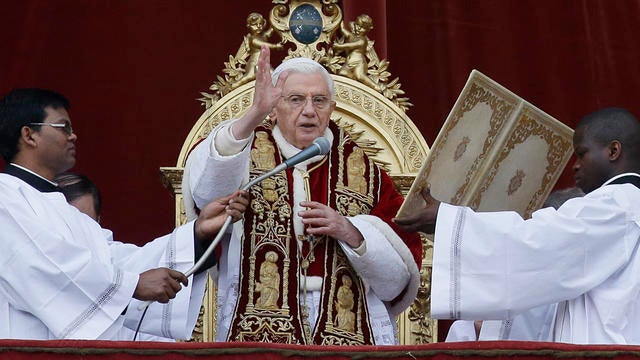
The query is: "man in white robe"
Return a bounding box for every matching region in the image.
[445,188,584,343]
[394,107,640,344]
[446,305,557,342]
[185,46,422,345]
[0,88,248,340]
[54,172,174,342]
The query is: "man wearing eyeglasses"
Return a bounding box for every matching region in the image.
[186,45,422,345]
[0,88,250,340]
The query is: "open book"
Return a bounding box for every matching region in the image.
[397,70,574,219]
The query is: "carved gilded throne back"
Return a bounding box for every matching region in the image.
[160,0,434,344]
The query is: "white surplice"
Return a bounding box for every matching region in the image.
[186,120,419,345]
[446,304,557,342]
[0,173,207,340]
[478,303,557,341]
[445,320,479,342]
[432,174,640,344]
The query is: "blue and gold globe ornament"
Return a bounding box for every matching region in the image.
[289,4,323,44]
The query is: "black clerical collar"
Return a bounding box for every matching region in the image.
[3,164,60,193]
[606,173,640,189]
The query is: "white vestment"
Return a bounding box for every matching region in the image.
[445,320,478,342]
[0,173,207,340]
[432,173,640,344]
[186,120,419,344]
[477,303,557,341]
[446,304,557,342]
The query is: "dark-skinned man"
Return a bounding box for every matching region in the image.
[394,107,640,344]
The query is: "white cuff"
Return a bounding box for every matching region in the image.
[213,121,252,156]
[349,238,367,256]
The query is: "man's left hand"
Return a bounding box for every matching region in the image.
[195,190,249,243]
[299,201,364,248]
[393,186,440,234]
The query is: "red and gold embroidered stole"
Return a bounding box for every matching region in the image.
[226,123,382,345]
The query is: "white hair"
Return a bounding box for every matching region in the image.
[271,57,335,98]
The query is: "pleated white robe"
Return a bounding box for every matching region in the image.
[0,173,207,340]
[432,176,640,344]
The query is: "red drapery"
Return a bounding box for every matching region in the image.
[1,0,639,246]
[3,340,640,360]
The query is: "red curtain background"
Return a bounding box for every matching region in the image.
[2,0,639,247]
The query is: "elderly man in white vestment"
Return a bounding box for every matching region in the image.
[0,88,249,340]
[395,107,640,344]
[185,46,422,345]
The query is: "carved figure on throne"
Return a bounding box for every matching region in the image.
[333,14,380,91]
[233,13,283,89]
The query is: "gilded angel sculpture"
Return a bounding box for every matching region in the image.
[232,12,283,89]
[332,14,380,91]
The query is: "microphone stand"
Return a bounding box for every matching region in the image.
[137,164,286,311]
[182,171,277,278]
[137,137,330,311]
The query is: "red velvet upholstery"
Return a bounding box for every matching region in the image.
[2,340,640,360]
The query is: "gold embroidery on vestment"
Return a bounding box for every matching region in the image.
[229,126,377,345]
[321,247,368,345]
[255,251,281,309]
[251,131,277,170]
[336,134,375,217]
[233,163,297,342]
[334,274,356,332]
[347,147,367,194]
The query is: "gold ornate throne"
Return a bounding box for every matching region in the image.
[160,0,435,344]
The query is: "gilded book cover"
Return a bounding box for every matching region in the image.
[397,70,574,219]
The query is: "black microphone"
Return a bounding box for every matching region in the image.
[242,137,331,190]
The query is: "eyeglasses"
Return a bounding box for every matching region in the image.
[281,94,333,110]
[29,121,74,136]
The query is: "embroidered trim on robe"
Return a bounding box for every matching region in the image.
[226,123,381,345]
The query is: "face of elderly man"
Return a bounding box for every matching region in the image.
[270,71,335,149]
